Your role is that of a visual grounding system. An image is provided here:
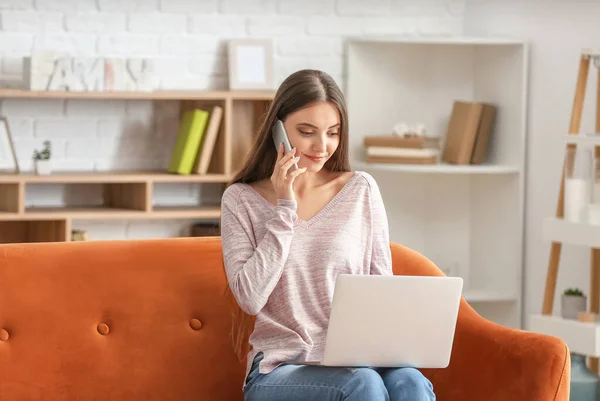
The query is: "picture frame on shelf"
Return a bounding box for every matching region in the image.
[227,39,274,90]
[0,115,19,174]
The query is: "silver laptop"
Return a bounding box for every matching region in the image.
[302,274,463,369]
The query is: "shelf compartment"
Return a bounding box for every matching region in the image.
[179,98,227,176]
[104,182,149,212]
[543,217,600,247]
[229,98,270,175]
[0,183,22,213]
[355,162,520,175]
[0,219,68,243]
[23,182,150,214]
[151,180,223,220]
[530,314,600,357]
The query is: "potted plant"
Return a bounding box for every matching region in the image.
[33,140,51,175]
[561,287,587,319]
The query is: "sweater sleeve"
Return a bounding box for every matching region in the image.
[364,174,393,276]
[220,185,298,315]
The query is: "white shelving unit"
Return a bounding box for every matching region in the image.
[345,37,529,329]
[530,314,600,357]
[352,162,520,175]
[543,217,600,248]
[530,132,600,355]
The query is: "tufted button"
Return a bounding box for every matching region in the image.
[0,329,8,341]
[190,318,203,331]
[97,323,110,335]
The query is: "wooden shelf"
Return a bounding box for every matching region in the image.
[0,183,22,213]
[355,162,520,174]
[0,88,275,101]
[0,220,68,243]
[0,172,232,184]
[24,207,148,220]
[150,206,221,219]
[0,88,269,243]
[0,206,221,220]
[530,314,600,357]
[0,172,227,222]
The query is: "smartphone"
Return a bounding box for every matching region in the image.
[272,120,298,172]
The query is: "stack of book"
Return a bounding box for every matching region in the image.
[363,135,441,165]
[167,105,223,175]
[364,100,497,166]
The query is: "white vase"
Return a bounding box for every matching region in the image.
[565,178,589,222]
[35,160,52,175]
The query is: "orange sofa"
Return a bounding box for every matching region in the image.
[0,237,570,400]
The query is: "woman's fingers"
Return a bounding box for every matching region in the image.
[282,156,300,173]
[289,166,307,180]
[277,147,296,167]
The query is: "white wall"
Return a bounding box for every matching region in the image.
[464,0,600,327]
[0,0,464,240]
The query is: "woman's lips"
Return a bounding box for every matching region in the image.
[305,155,325,162]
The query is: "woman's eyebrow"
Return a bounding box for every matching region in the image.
[297,122,341,129]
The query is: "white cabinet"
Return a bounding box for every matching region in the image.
[345,37,528,329]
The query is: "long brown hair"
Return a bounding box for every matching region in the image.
[228,69,351,187]
[222,69,351,364]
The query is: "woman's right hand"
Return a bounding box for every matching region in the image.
[271,143,307,201]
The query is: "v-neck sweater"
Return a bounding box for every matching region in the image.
[220,170,393,380]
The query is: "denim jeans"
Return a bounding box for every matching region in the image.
[243,352,436,401]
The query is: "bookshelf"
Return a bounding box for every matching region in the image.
[345,37,529,329]
[0,90,274,243]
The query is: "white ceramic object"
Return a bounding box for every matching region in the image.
[565,178,589,222]
[412,123,426,137]
[35,160,51,175]
[393,122,409,137]
[562,294,587,320]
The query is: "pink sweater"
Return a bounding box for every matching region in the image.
[220,170,393,379]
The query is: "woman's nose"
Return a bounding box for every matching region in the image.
[313,136,327,152]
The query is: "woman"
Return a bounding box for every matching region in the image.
[220,69,435,401]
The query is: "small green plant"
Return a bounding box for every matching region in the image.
[564,288,584,296]
[33,140,51,161]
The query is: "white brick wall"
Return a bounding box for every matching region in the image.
[0,0,464,240]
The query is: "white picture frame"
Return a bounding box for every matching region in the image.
[0,116,19,174]
[228,39,274,90]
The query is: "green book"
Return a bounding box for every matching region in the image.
[168,109,209,175]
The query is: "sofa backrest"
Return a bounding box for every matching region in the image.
[0,237,245,401]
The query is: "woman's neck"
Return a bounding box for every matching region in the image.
[293,169,332,196]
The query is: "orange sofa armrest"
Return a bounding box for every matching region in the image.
[422,305,570,401]
[389,243,570,400]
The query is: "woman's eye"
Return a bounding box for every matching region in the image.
[300,131,313,136]
[328,131,339,136]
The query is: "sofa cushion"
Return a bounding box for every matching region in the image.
[0,237,245,401]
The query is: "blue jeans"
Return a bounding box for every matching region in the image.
[244,352,436,401]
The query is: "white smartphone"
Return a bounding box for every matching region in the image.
[272,120,298,172]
